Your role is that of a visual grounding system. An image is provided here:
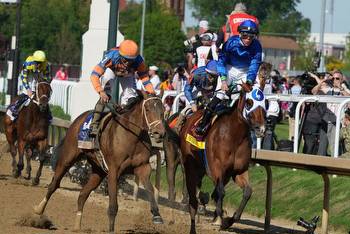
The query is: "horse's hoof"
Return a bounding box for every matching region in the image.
[197,205,206,215]
[212,216,222,226]
[13,170,20,178]
[220,217,234,230]
[152,215,163,224]
[33,205,43,215]
[32,178,40,186]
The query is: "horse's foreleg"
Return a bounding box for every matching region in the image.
[164,140,177,202]
[74,165,105,231]
[222,171,252,229]
[184,158,200,234]
[25,147,32,180]
[32,139,48,185]
[34,148,77,215]
[211,180,225,227]
[9,143,17,177]
[14,139,25,178]
[134,163,163,224]
[107,168,118,234]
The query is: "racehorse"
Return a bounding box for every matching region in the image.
[4,77,52,185]
[34,91,165,234]
[170,62,271,233]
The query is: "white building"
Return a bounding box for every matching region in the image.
[309,33,349,60]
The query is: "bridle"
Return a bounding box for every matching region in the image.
[33,81,52,105]
[141,96,163,130]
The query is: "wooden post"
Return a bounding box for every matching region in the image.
[264,164,272,233]
[321,173,329,234]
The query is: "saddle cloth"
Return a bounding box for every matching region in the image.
[6,98,31,121]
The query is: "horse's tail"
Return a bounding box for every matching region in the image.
[50,139,64,171]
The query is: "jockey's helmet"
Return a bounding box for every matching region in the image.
[238,20,259,35]
[205,60,218,76]
[33,50,46,62]
[119,40,139,59]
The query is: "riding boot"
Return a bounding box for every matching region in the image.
[89,99,105,138]
[195,97,221,135]
[13,94,28,115]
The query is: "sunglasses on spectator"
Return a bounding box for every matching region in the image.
[333,76,341,80]
[240,32,256,39]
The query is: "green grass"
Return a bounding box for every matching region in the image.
[151,121,350,233]
[50,104,71,120]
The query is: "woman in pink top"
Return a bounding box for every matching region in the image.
[54,66,68,80]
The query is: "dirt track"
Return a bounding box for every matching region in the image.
[0,139,310,234]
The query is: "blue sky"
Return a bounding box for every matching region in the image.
[185,0,350,34]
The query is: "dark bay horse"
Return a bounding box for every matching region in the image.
[34,92,165,234]
[4,78,52,185]
[173,63,271,233]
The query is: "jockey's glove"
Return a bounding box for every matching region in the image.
[246,79,253,86]
[220,76,227,81]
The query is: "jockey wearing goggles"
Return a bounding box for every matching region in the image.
[195,20,262,135]
[175,60,219,131]
[88,39,155,141]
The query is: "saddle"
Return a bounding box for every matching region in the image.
[6,96,31,121]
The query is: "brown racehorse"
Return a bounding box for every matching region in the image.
[34,91,165,234]
[4,77,52,185]
[171,62,271,234]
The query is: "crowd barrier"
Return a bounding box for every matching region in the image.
[50,79,77,116]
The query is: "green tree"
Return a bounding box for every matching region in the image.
[1,0,90,64]
[188,0,310,36]
[120,1,186,68]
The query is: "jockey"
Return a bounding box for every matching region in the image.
[175,60,218,131]
[88,39,155,142]
[8,50,51,120]
[195,20,262,135]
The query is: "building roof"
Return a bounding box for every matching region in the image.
[259,35,299,51]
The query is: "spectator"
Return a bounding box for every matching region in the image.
[172,66,190,111]
[262,74,281,150]
[185,20,217,72]
[340,108,350,159]
[288,77,302,140]
[216,2,259,48]
[159,70,174,118]
[310,70,350,156]
[54,66,68,81]
[194,33,218,68]
[149,65,161,92]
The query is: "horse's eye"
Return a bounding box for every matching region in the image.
[246,99,253,110]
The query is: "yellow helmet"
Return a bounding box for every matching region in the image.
[119,40,139,59]
[33,50,46,62]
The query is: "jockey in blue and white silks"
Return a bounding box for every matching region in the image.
[195,20,262,135]
[174,60,218,131]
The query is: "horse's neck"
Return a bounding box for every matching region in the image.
[123,101,145,128]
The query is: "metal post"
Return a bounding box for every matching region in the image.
[140,0,146,56]
[10,0,21,100]
[107,0,119,50]
[318,0,326,72]
[107,0,119,101]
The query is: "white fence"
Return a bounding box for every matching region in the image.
[50,80,77,116]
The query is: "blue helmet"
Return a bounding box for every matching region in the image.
[205,60,218,75]
[238,20,259,35]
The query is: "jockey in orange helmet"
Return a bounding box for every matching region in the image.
[88,39,155,143]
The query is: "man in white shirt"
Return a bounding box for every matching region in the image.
[149,65,161,92]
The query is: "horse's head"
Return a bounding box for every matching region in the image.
[239,84,266,138]
[140,91,165,143]
[35,78,52,112]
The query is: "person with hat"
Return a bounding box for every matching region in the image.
[216,2,259,48]
[87,39,155,143]
[7,50,51,121]
[149,65,161,92]
[195,20,262,135]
